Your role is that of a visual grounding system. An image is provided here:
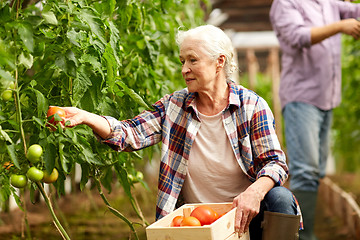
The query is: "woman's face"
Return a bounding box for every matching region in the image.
[179,38,219,93]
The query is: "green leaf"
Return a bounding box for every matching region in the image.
[78,8,106,45]
[103,43,116,89]
[73,65,92,105]
[31,88,47,117]
[59,142,70,173]
[44,142,57,174]
[10,188,23,211]
[18,52,33,69]
[6,144,20,169]
[80,163,89,191]
[0,69,15,82]
[0,128,13,144]
[42,11,58,25]
[17,23,34,53]
[80,54,104,78]
[116,80,149,109]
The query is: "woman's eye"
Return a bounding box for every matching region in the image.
[190,59,197,63]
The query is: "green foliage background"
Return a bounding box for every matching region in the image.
[332,34,360,173]
[0,0,208,236]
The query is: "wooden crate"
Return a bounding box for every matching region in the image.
[146,203,250,240]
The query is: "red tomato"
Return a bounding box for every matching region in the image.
[214,211,219,220]
[190,206,217,226]
[47,106,66,125]
[170,216,184,227]
[180,216,201,227]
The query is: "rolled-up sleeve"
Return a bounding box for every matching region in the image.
[337,0,360,19]
[270,0,312,53]
[99,108,163,152]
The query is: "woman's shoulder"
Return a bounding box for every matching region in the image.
[230,83,260,101]
[160,88,189,103]
[153,88,191,110]
[230,83,270,109]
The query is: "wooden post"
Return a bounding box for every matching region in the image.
[246,49,258,91]
[268,47,283,145]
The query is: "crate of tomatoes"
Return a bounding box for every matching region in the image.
[146,203,250,240]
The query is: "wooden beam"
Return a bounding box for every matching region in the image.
[246,49,259,91]
[220,22,273,32]
[213,0,272,8]
[268,48,283,146]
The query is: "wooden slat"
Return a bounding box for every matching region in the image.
[319,177,360,239]
[213,0,272,8]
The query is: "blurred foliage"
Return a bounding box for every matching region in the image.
[332,34,360,173]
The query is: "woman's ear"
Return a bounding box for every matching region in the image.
[217,55,226,69]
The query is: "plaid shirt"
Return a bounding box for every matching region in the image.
[101,81,301,221]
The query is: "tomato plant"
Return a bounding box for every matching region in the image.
[0,0,208,239]
[170,215,184,227]
[180,216,201,227]
[26,144,43,163]
[26,167,44,182]
[42,168,59,184]
[190,206,218,226]
[10,174,28,188]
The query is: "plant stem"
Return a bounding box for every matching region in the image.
[36,183,71,240]
[20,189,32,240]
[93,177,139,240]
[13,70,27,155]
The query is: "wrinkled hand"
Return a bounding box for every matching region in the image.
[340,18,360,39]
[232,187,262,236]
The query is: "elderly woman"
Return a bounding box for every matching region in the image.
[60,25,301,239]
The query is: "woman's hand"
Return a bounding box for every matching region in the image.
[232,176,275,236]
[58,106,111,139]
[232,187,262,236]
[60,107,89,127]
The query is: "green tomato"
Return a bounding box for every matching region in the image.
[1,89,12,101]
[8,81,16,89]
[27,167,44,182]
[10,174,28,188]
[26,144,43,163]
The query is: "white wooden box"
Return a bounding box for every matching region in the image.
[146,203,250,240]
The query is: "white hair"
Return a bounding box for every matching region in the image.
[176,25,238,80]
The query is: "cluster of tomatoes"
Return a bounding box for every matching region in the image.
[8,143,59,188]
[170,206,226,227]
[4,106,66,189]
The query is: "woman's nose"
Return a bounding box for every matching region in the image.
[182,64,190,75]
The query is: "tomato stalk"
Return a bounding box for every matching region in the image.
[93,176,139,240]
[20,189,31,240]
[36,182,71,240]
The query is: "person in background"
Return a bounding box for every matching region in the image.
[270,1,360,239]
[58,25,302,239]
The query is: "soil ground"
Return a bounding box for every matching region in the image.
[0,173,359,240]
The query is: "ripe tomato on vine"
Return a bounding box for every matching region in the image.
[47,106,66,125]
[42,168,59,183]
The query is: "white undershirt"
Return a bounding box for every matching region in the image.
[182,110,252,203]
